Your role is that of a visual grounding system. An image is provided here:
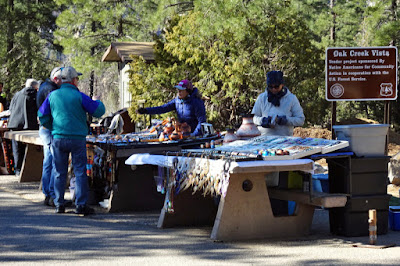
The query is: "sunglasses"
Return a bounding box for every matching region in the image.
[268,84,280,89]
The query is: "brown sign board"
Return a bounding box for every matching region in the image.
[326,47,398,101]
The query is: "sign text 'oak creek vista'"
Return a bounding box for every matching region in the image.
[326,47,398,101]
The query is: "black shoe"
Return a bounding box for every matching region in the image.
[48,197,55,207]
[64,200,73,207]
[44,196,55,207]
[75,205,95,215]
[44,196,51,206]
[55,205,65,214]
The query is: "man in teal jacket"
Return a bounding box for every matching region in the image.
[38,66,105,215]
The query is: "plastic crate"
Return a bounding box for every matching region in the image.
[327,156,389,196]
[333,124,389,157]
[329,209,388,237]
[344,194,391,212]
[312,173,329,193]
[329,194,390,237]
[389,206,400,231]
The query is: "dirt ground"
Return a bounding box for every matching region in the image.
[293,124,400,198]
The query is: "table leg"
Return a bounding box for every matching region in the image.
[157,189,218,228]
[211,172,315,241]
[108,164,165,212]
[19,144,43,182]
[0,137,12,174]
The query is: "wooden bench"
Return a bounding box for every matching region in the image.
[3,130,43,182]
[268,188,347,209]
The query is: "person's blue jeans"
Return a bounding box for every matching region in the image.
[52,138,88,207]
[39,126,55,199]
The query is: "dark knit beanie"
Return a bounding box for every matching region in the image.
[266,71,284,86]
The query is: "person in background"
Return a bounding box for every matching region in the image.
[0,82,8,111]
[251,71,305,216]
[38,66,105,215]
[252,70,305,136]
[8,79,40,176]
[137,80,206,136]
[36,67,62,207]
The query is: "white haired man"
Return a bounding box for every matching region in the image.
[8,79,40,176]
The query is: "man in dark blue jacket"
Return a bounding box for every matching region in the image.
[137,80,206,136]
[36,67,62,207]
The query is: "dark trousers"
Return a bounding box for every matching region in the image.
[11,139,26,174]
[270,171,289,216]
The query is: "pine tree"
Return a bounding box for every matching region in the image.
[54,0,160,112]
[128,0,325,129]
[0,0,62,97]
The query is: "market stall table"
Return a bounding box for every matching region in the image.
[86,135,219,212]
[3,128,219,212]
[3,130,43,182]
[125,135,350,241]
[126,154,348,241]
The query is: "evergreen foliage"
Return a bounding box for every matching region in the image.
[2,0,400,130]
[0,0,61,98]
[128,0,326,129]
[53,0,159,112]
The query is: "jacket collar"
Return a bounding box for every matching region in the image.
[60,83,79,90]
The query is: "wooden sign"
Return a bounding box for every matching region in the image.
[326,47,398,101]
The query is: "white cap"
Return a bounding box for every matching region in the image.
[50,67,62,80]
[25,78,38,88]
[60,66,82,82]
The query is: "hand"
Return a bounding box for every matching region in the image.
[137,108,148,114]
[261,116,272,128]
[92,95,101,101]
[276,115,288,125]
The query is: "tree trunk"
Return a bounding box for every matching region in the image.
[391,0,397,46]
[330,0,336,43]
[6,0,14,82]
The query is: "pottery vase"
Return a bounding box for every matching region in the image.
[169,122,182,140]
[163,123,174,135]
[180,122,191,139]
[236,114,261,140]
[223,128,239,145]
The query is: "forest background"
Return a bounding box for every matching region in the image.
[1,0,400,132]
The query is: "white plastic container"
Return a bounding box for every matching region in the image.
[333,124,389,156]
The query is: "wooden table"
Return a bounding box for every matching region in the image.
[2,130,179,212]
[91,137,218,212]
[0,127,11,174]
[126,155,348,241]
[3,130,43,182]
[3,130,218,213]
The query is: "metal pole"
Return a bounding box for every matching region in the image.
[331,102,337,139]
[330,0,337,140]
